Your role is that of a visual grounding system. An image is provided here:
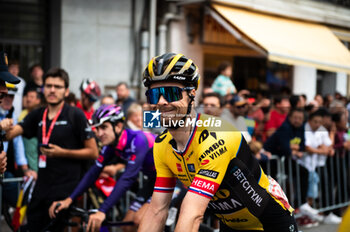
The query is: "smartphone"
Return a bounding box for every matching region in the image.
[40,143,51,149]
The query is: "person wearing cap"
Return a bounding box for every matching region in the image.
[228,95,252,143]
[8,60,26,120]
[0,51,21,174]
[139,53,298,232]
[1,83,36,207]
[77,79,101,120]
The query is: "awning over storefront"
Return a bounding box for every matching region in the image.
[210,4,350,74]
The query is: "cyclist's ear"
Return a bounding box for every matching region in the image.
[114,121,124,134]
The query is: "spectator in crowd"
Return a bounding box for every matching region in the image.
[23,64,44,97]
[265,95,290,138]
[264,108,308,209]
[77,79,101,120]
[211,61,236,97]
[19,88,42,122]
[228,95,252,142]
[1,83,34,207]
[264,108,305,159]
[116,82,135,114]
[299,110,337,223]
[65,92,77,107]
[290,95,306,109]
[101,94,115,105]
[126,103,143,130]
[201,92,223,117]
[18,88,42,172]
[244,97,257,136]
[4,67,99,231]
[249,140,272,162]
[314,94,324,107]
[324,94,333,108]
[8,60,26,119]
[332,111,350,156]
[0,51,21,175]
[250,97,271,142]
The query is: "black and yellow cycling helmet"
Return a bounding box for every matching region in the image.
[143,53,200,89]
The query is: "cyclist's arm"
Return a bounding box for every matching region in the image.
[70,147,115,200]
[175,192,210,232]
[98,137,148,213]
[138,191,173,232]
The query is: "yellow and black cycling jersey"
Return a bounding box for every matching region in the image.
[153,114,294,231]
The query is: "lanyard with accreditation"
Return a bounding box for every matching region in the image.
[38,105,63,168]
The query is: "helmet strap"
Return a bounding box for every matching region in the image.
[110,121,124,147]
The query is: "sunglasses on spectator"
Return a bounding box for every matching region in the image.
[145,86,194,104]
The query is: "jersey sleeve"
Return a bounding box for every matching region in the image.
[69,146,114,200]
[99,134,150,213]
[189,131,242,199]
[153,140,176,193]
[71,106,95,141]
[19,107,42,139]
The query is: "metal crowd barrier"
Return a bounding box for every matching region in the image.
[263,151,350,214]
[0,176,25,232]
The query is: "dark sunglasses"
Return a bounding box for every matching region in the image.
[145,86,194,104]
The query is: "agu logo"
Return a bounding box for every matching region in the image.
[143,109,161,128]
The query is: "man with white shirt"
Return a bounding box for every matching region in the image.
[300,109,341,224]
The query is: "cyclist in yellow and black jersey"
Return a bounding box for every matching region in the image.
[138,53,298,232]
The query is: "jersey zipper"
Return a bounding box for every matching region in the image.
[181,156,193,183]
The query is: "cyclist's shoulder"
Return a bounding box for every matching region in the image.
[153,129,172,151]
[195,114,242,147]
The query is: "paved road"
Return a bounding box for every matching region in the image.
[298,224,338,232]
[0,218,340,232]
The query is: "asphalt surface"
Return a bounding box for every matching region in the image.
[300,224,338,232]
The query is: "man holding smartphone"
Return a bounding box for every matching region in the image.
[5,67,98,231]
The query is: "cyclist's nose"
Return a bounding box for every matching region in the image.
[157,95,168,105]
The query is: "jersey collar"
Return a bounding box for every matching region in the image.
[171,113,200,155]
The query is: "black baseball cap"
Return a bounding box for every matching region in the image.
[0,51,20,84]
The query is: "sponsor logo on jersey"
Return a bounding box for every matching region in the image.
[199,139,227,162]
[210,132,217,140]
[186,151,194,161]
[176,163,183,172]
[212,189,230,201]
[190,177,219,196]
[198,169,219,179]
[97,155,104,163]
[231,166,263,207]
[155,130,167,143]
[199,130,209,144]
[221,218,248,223]
[187,164,195,172]
[201,159,210,165]
[209,197,242,210]
[129,154,136,161]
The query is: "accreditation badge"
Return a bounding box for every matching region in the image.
[38,154,47,168]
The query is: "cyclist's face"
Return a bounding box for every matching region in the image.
[44,77,69,105]
[95,122,115,145]
[149,82,195,123]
